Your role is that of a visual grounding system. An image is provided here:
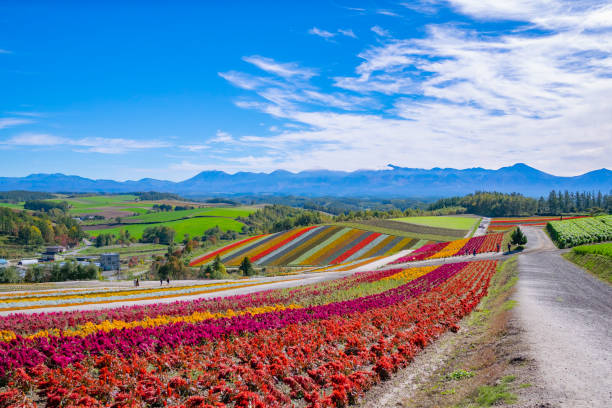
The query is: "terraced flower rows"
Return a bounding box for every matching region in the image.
[391,233,503,264]
[190,226,418,267]
[0,280,298,312]
[0,260,497,407]
[488,216,588,231]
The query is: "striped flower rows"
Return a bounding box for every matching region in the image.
[190,226,417,267]
[487,216,589,231]
[0,260,497,407]
[392,233,503,264]
[0,279,305,312]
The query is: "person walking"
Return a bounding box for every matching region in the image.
[160,278,163,286]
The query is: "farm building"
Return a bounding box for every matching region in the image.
[18,259,38,266]
[41,246,66,261]
[100,253,120,271]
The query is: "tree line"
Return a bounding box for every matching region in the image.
[428,190,612,217]
[0,207,84,247]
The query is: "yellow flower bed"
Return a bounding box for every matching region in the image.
[3,303,303,342]
[428,238,469,259]
[0,280,254,304]
[381,265,438,282]
[0,279,299,312]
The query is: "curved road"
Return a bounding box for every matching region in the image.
[516,227,612,406]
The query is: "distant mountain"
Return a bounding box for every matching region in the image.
[0,164,610,198]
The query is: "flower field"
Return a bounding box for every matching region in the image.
[190,226,418,267]
[391,233,503,264]
[0,259,497,407]
[546,215,612,248]
[487,216,588,231]
[0,280,302,313]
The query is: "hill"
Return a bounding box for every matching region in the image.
[1,164,610,197]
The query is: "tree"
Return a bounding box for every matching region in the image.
[210,255,228,279]
[238,257,255,276]
[511,227,527,247]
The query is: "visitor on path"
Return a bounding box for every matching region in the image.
[507,243,511,252]
[473,248,477,256]
[166,278,170,285]
[160,278,163,286]
[136,278,139,287]
[497,243,500,252]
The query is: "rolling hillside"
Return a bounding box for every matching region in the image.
[189,225,423,267]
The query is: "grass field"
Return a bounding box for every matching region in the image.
[127,207,254,223]
[0,202,24,209]
[88,217,245,243]
[392,216,479,231]
[80,244,169,256]
[564,243,612,285]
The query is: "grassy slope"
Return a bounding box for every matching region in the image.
[563,247,612,285]
[334,222,459,242]
[88,217,245,242]
[80,244,168,256]
[392,215,479,231]
[127,207,254,223]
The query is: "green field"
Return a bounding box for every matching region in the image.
[88,217,245,242]
[564,242,612,285]
[80,244,168,256]
[572,242,612,257]
[392,216,479,231]
[0,202,25,209]
[127,207,254,223]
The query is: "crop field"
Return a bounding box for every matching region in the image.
[0,259,497,406]
[546,215,612,248]
[393,215,479,231]
[488,215,589,231]
[391,233,504,263]
[337,219,463,241]
[125,207,254,223]
[88,216,245,243]
[572,242,612,257]
[190,226,419,267]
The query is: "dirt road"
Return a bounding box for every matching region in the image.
[516,227,612,406]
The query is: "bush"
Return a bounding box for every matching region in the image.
[239,257,255,276]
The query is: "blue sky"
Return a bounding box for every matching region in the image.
[1,0,611,181]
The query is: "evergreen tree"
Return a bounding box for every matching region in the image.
[238,257,255,276]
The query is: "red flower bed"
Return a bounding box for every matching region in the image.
[0,261,498,407]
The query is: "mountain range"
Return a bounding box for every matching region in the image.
[0,164,610,198]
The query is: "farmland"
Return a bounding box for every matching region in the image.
[391,233,504,263]
[190,226,420,267]
[0,259,497,406]
[563,242,612,285]
[546,215,612,248]
[393,215,480,231]
[488,215,589,232]
[87,216,246,243]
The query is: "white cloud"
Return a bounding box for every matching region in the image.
[309,27,335,39]
[377,10,400,17]
[211,130,234,143]
[0,49,11,54]
[338,29,357,38]
[243,55,317,79]
[2,133,170,153]
[218,0,612,175]
[371,25,391,37]
[0,117,33,129]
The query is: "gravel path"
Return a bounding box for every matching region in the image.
[516,227,612,406]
